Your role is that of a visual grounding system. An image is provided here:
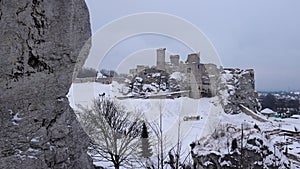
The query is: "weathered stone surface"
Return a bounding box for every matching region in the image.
[191,135,291,169]
[0,0,93,168]
[219,68,260,114]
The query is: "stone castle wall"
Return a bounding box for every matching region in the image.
[129,49,224,99]
[117,48,258,113]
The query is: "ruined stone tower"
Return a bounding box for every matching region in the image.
[170,55,180,66]
[186,53,202,98]
[156,48,166,70]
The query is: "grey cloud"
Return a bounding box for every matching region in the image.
[86,0,300,91]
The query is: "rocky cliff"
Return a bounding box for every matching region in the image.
[219,68,260,114]
[0,0,93,168]
[190,121,291,169]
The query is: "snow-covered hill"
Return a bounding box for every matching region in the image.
[68,81,299,168]
[191,109,298,168]
[68,82,222,158]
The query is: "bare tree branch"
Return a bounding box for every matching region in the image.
[77,98,143,169]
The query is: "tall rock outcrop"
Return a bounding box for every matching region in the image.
[219,68,260,114]
[0,0,93,168]
[190,123,291,168]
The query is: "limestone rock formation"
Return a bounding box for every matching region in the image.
[0,0,93,168]
[190,125,291,169]
[219,68,260,114]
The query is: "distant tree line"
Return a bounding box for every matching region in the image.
[100,69,118,77]
[77,68,119,78]
[260,94,299,114]
[77,67,98,78]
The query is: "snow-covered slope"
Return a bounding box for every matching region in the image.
[191,110,293,168]
[68,82,223,159]
[68,81,299,168]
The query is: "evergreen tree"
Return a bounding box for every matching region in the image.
[231,138,238,151]
[140,122,153,158]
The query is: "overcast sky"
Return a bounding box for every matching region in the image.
[85,0,300,91]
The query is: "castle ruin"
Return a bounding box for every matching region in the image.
[129,48,220,98]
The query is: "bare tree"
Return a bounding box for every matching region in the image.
[147,100,190,169]
[148,121,167,169]
[148,100,166,169]
[78,98,143,169]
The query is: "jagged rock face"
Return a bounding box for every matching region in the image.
[0,0,93,168]
[192,146,290,169]
[219,68,260,114]
[191,137,291,169]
